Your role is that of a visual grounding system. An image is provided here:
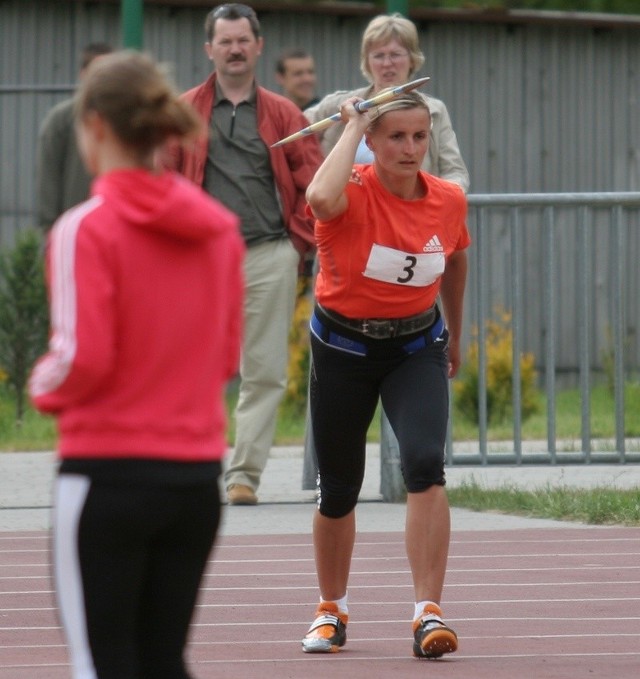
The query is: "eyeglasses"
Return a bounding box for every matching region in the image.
[211,3,256,20]
[370,50,410,65]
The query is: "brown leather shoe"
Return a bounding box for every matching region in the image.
[226,484,258,506]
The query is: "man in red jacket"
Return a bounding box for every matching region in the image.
[169,3,323,505]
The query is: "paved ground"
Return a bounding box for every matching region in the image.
[1,448,639,678]
[2,446,640,533]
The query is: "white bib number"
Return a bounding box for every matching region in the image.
[363,243,444,287]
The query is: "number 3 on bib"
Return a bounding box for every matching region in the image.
[363,243,444,288]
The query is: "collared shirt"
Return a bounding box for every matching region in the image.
[203,81,286,246]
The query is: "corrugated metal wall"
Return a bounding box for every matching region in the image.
[1,1,639,377]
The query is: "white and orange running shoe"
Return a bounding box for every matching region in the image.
[301,602,348,653]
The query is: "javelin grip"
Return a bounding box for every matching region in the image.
[271,76,430,148]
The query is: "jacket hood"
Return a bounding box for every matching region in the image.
[92,168,238,241]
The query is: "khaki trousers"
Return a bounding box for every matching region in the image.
[224,238,298,491]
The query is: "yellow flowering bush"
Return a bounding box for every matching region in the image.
[454,308,540,424]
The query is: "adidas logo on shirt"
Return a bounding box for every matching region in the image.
[423,235,444,253]
[349,168,363,185]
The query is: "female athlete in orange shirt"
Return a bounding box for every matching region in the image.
[302,91,469,659]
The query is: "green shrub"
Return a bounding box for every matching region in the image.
[0,230,49,424]
[454,308,540,425]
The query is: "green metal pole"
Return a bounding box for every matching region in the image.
[385,0,409,16]
[122,0,143,49]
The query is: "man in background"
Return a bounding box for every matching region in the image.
[35,42,113,231]
[275,47,319,110]
[168,3,322,505]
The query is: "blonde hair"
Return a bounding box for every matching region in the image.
[76,50,202,155]
[367,91,431,133]
[360,13,425,83]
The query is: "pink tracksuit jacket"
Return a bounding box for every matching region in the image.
[29,167,244,463]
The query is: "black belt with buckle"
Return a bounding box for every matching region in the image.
[317,304,436,339]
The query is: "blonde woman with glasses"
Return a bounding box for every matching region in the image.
[304,13,469,190]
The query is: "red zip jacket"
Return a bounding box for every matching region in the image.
[166,72,323,259]
[29,168,244,462]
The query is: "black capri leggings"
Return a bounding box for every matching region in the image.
[309,323,450,519]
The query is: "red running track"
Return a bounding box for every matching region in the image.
[1,526,639,678]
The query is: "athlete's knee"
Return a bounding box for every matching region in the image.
[405,477,446,494]
[317,475,360,518]
[402,444,446,493]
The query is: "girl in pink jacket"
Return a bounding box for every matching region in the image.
[29,50,244,679]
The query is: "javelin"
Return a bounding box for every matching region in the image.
[271,76,430,148]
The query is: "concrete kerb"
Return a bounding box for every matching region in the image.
[1,446,639,534]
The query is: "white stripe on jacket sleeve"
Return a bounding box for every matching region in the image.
[29,197,102,397]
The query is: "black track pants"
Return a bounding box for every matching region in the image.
[53,474,221,679]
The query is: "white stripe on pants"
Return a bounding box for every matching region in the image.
[53,475,97,679]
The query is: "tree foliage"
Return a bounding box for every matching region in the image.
[0,231,49,424]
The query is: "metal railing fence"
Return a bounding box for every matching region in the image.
[447,192,640,466]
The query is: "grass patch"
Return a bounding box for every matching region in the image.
[1,381,639,451]
[255,383,640,447]
[451,382,640,441]
[447,481,640,526]
[0,383,56,451]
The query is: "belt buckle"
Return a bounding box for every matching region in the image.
[364,318,392,338]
